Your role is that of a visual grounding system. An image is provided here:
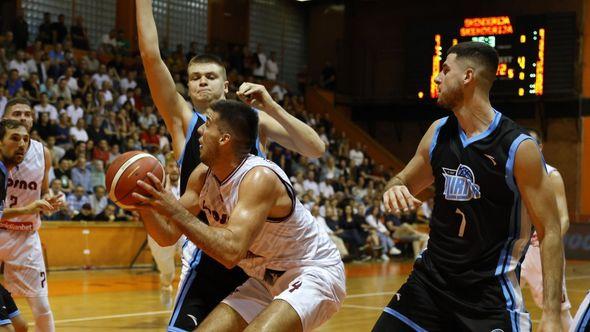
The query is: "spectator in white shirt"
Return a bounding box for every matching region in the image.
[91,64,112,90]
[349,142,364,166]
[265,51,279,81]
[319,179,335,199]
[59,66,78,95]
[69,118,89,142]
[34,92,59,121]
[119,70,137,93]
[8,50,29,79]
[138,105,158,130]
[66,96,84,125]
[312,205,349,259]
[270,81,288,103]
[303,171,320,197]
[99,80,114,105]
[89,185,108,215]
[116,88,135,111]
[253,43,267,78]
[0,86,8,117]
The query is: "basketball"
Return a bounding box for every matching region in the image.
[105,151,166,209]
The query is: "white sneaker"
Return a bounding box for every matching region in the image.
[389,247,402,255]
[380,254,390,261]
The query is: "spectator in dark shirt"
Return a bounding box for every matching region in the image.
[33,112,57,141]
[70,16,89,50]
[38,13,53,44]
[51,14,68,44]
[6,69,23,96]
[95,204,118,222]
[12,12,29,50]
[72,203,94,221]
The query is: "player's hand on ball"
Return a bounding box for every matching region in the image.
[132,172,183,218]
[383,185,422,217]
[237,82,275,111]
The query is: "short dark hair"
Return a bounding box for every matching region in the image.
[0,119,26,140]
[526,127,542,144]
[187,54,227,79]
[447,41,499,82]
[210,100,258,157]
[3,98,31,117]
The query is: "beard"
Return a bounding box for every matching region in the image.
[437,85,463,110]
[2,154,23,168]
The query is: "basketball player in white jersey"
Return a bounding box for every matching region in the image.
[137,1,326,330]
[572,291,590,331]
[520,128,573,330]
[147,157,181,308]
[1,98,62,332]
[0,119,35,332]
[134,100,345,331]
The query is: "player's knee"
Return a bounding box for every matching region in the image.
[10,316,28,332]
[25,296,51,317]
[0,324,15,332]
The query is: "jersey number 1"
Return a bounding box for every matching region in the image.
[455,208,467,237]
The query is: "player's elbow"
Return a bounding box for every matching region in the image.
[139,48,161,63]
[305,141,326,159]
[219,248,246,269]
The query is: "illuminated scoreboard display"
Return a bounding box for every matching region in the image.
[407,14,577,100]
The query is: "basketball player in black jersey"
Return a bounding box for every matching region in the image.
[0,119,33,332]
[372,42,563,331]
[136,1,325,330]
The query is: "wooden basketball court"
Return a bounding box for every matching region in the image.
[7,259,590,331]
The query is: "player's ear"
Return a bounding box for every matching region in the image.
[464,68,474,84]
[224,80,229,94]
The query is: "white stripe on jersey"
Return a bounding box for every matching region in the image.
[199,155,341,281]
[1,139,44,231]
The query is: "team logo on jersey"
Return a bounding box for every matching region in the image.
[442,164,481,201]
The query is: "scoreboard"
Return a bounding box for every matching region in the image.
[407,14,577,100]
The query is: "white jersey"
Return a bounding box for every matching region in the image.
[546,163,557,175]
[1,139,44,231]
[199,155,341,280]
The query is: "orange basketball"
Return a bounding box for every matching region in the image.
[106,151,165,209]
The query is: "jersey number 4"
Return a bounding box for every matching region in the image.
[455,208,467,237]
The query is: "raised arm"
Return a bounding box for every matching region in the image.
[382,119,440,214]
[548,170,569,237]
[136,0,193,160]
[513,139,562,331]
[237,82,325,158]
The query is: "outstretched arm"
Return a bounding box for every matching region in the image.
[238,83,325,158]
[136,0,193,160]
[514,140,562,331]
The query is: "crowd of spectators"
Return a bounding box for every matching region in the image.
[0,12,430,261]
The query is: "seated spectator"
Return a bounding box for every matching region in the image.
[70,16,90,50]
[92,139,110,164]
[119,70,137,93]
[339,204,368,260]
[22,72,40,100]
[53,159,74,194]
[365,207,401,260]
[89,160,105,189]
[303,171,320,197]
[33,112,57,141]
[312,205,349,260]
[34,92,58,121]
[98,80,114,105]
[87,116,106,143]
[140,124,160,150]
[71,157,92,193]
[138,105,158,130]
[386,213,429,259]
[41,78,57,102]
[91,64,112,90]
[55,78,72,103]
[9,50,29,79]
[100,29,118,54]
[95,204,118,222]
[69,118,89,143]
[55,112,71,147]
[89,185,108,215]
[270,81,288,104]
[6,69,23,96]
[72,203,94,221]
[65,142,87,162]
[66,96,84,125]
[82,50,100,73]
[108,144,120,164]
[46,136,65,165]
[116,89,135,111]
[59,66,78,96]
[67,185,90,215]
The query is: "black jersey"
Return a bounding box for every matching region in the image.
[0,161,7,219]
[178,110,264,195]
[422,110,535,308]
